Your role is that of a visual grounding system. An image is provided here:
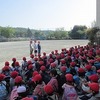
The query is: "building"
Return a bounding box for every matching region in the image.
[96,0,100,28]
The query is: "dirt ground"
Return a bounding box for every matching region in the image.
[0,40,89,69]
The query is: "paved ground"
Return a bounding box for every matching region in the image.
[0,40,89,69]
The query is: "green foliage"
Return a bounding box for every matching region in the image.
[86,27,99,45]
[27,28,33,38]
[0,26,15,38]
[69,25,87,39]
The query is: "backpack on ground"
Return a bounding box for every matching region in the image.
[63,84,78,100]
[0,82,8,100]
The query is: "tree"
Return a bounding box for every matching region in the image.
[0,27,15,38]
[86,27,99,45]
[69,25,87,39]
[27,28,33,38]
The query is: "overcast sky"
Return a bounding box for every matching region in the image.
[0,0,96,30]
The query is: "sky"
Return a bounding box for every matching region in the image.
[0,0,96,30]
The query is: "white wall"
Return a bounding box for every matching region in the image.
[96,0,100,28]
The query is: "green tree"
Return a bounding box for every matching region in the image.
[27,28,33,38]
[0,27,15,38]
[69,25,87,39]
[86,27,99,45]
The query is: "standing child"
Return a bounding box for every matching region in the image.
[37,41,41,56]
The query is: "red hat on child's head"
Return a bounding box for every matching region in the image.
[65,74,73,82]
[32,74,42,82]
[60,54,65,58]
[49,58,54,63]
[89,74,99,82]
[2,66,10,71]
[70,62,76,67]
[40,66,46,71]
[11,71,18,78]
[5,61,10,66]
[61,59,66,64]
[78,68,85,73]
[32,71,39,77]
[85,65,92,70]
[0,74,5,82]
[44,84,54,95]
[39,61,44,66]
[60,66,67,72]
[50,63,56,68]
[23,57,26,60]
[88,83,99,92]
[30,54,34,58]
[43,52,46,56]
[34,57,38,61]
[15,61,20,66]
[12,58,16,61]
[28,64,33,70]
[27,60,32,65]
[15,76,22,84]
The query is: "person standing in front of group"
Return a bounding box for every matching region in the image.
[33,40,38,57]
[37,41,41,56]
[30,39,33,55]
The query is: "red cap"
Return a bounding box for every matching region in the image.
[5,61,10,66]
[15,76,22,84]
[27,60,32,65]
[89,74,99,82]
[85,65,92,70]
[44,84,54,95]
[2,66,10,71]
[88,60,95,64]
[15,61,20,66]
[49,58,54,63]
[78,68,85,73]
[23,57,26,61]
[28,64,33,70]
[60,54,65,58]
[10,71,18,78]
[61,59,66,64]
[30,54,34,58]
[32,74,42,82]
[38,54,41,57]
[22,97,33,100]
[43,52,46,56]
[40,66,46,71]
[0,74,5,82]
[70,62,76,67]
[65,74,73,82]
[34,57,38,61]
[32,71,39,77]
[60,66,67,72]
[88,83,99,92]
[39,61,44,66]
[50,63,56,68]
[12,58,16,62]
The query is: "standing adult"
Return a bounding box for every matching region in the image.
[30,39,33,55]
[37,41,41,56]
[33,40,38,57]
